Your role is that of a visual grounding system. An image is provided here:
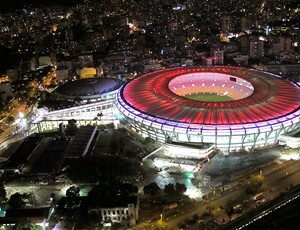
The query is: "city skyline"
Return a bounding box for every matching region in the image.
[0,0,300,229]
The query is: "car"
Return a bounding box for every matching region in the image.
[256,199,262,204]
[178,224,186,229]
[253,193,265,201]
[234,204,242,210]
[233,204,242,213]
[39,181,48,185]
[255,198,266,204]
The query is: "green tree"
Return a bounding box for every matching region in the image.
[164,183,175,196]
[0,183,6,202]
[16,223,43,230]
[192,214,200,221]
[224,199,234,218]
[245,174,264,195]
[175,183,187,196]
[66,186,80,198]
[74,97,83,104]
[67,158,99,183]
[143,182,161,196]
[67,156,141,184]
[144,136,155,146]
[8,193,25,208]
[97,112,103,120]
[6,115,15,124]
[153,219,172,230]
[65,119,78,135]
[206,204,215,214]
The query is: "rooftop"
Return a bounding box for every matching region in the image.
[54,77,124,99]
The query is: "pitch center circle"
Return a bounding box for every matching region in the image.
[168,72,254,102]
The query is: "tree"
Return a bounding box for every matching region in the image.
[66,186,80,198]
[67,158,99,183]
[175,183,187,196]
[65,119,78,135]
[50,192,56,203]
[206,204,215,214]
[0,183,6,202]
[6,115,15,124]
[144,137,155,147]
[245,174,264,195]
[16,223,43,230]
[153,219,171,230]
[85,211,102,227]
[118,183,138,195]
[143,182,161,196]
[8,193,25,208]
[192,214,200,221]
[74,97,83,104]
[164,183,175,196]
[97,112,103,120]
[224,199,234,218]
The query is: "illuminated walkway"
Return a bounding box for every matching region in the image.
[29,99,118,133]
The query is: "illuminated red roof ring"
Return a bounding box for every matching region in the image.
[116,66,300,153]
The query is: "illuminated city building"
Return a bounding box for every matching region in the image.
[0,81,13,103]
[89,195,139,227]
[249,39,264,58]
[116,66,300,153]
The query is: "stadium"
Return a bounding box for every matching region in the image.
[116,66,300,153]
[54,77,124,102]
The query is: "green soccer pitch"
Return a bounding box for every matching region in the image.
[184,93,233,102]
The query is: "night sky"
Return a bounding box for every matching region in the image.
[0,0,85,12]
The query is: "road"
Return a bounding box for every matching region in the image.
[132,159,300,230]
[0,103,35,146]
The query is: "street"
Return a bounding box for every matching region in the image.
[132,159,300,230]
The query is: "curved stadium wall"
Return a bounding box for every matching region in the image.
[116,66,300,153]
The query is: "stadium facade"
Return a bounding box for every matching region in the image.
[116,66,300,153]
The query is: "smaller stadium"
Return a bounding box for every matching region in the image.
[54,77,124,102]
[116,66,300,153]
[31,77,124,133]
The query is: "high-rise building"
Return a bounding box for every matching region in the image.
[0,81,13,103]
[241,17,250,32]
[249,40,264,58]
[276,37,292,53]
[220,16,233,33]
[212,50,224,65]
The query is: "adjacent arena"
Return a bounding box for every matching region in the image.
[116,66,300,153]
[54,77,124,101]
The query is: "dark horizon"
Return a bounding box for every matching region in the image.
[0,0,84,12]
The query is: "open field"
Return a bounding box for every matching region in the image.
[184,93,233,102]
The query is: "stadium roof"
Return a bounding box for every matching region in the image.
[55,77,123,99]
[262,64,300,75]
[120,66,300,125]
